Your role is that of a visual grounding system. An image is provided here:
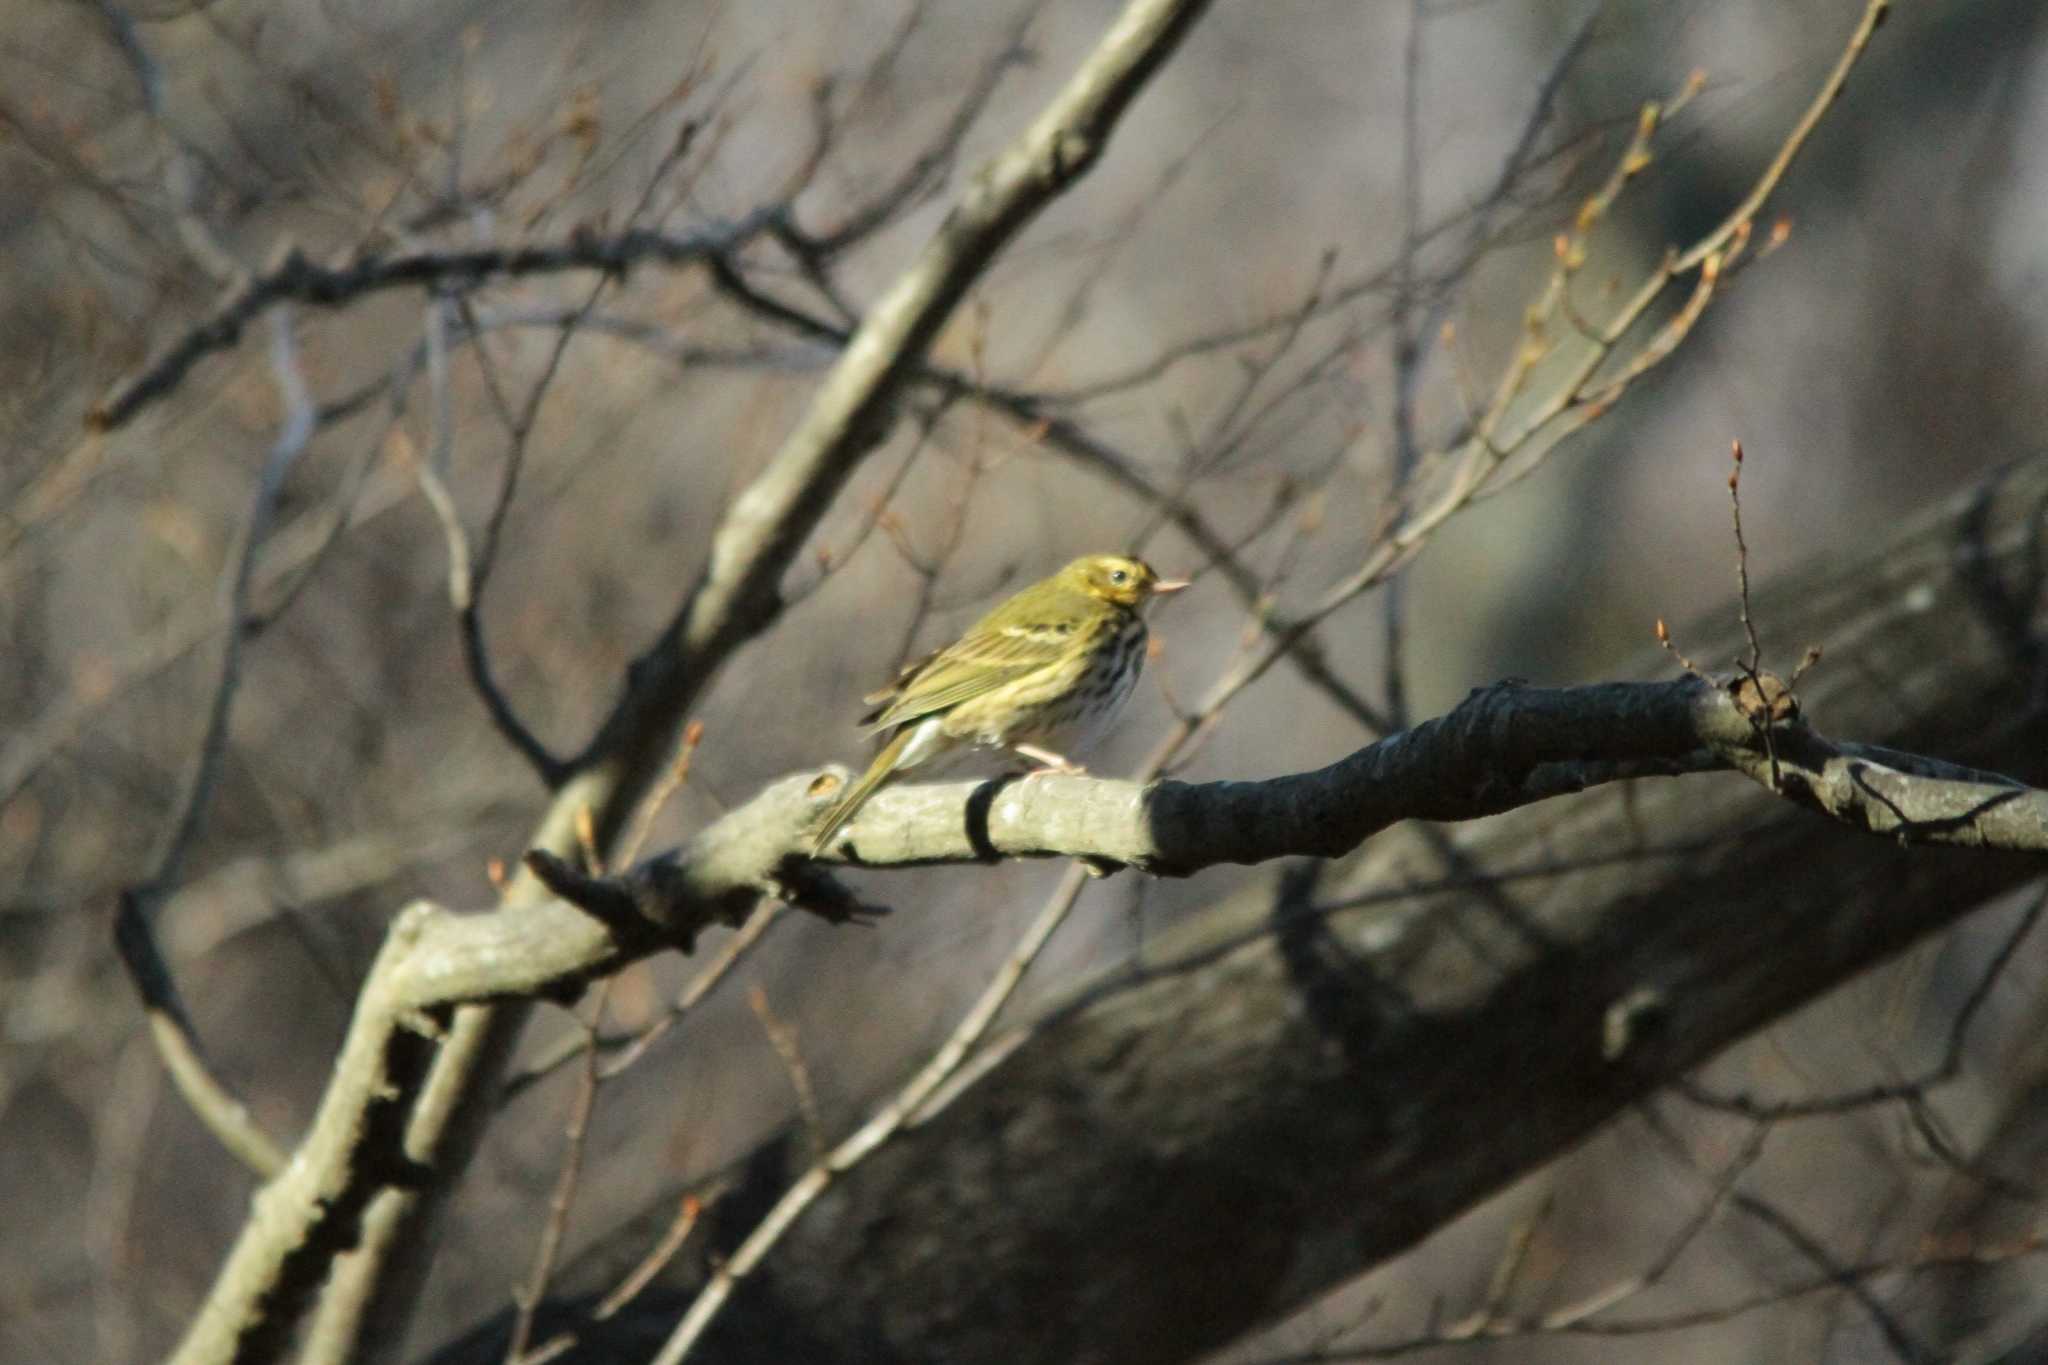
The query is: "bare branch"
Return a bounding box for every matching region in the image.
[803,6,1038,256]
[1675,883,2048,1121]
[115,308,317,1179]
[1672,0,1890,277]
[112,897,288,1180]
[88,214,779,433]
[502,899,783,1104]
[503,984,606,1365]
[746,986,825,1164]
[413,294,569,785]
[550,678,2047,897]
[1736,1194,1935,1364]
[1245,1236,2043,1361]
[93,0,245,285]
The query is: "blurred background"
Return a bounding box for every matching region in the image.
[4,0,2047,1360]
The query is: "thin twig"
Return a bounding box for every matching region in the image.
[747,985,827,1163]
[596,902,785,1082]
[0,437,413,804]
[505,982,610,1365]
[807,7,1036,256]
[1676,883,2048,1122]
[594,1188,719,1320]
[1730,440,1762,671]
[1478,1193,1551,1325]
[1735,1193,1934,1365]
[147,310,317,893]
[1272,1121,1771,1360]
[94,0,244,285]
[1381,0,1429,730]
[1726,438,1783,787]
[116,307,316,1178]
[1139,2,1889,779]
[1242,1236,2042,1361]
[413,293,569,784]
[501,898,787,1103]
[621,720,707,866]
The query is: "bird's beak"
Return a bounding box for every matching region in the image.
[1151,577,1191,596]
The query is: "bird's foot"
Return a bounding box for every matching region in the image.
[1012,743,1086,777]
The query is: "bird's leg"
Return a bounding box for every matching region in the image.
[1012,742,1086,776]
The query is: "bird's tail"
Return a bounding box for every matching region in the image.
[810,726,916,856]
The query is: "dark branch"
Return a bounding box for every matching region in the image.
[88,213,779,432]
[544,673,2045,925]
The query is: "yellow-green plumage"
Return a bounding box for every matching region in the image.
[809,554,1186,855]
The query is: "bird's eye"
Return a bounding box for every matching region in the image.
[1109,569,1130,586]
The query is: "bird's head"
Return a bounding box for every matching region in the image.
[1061,554,1190,610]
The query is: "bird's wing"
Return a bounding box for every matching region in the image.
[861,620,1075,730]
[862,650,937,709]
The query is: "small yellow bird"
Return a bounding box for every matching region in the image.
[809,553,1188,855]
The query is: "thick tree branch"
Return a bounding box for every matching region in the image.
[435,451,2046,1365]
[115,662,2042,1075]
[538,676,2039,913]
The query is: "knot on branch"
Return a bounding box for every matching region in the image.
[524,849,676,946]
[1044,128,1098,182]
[769,857,891,927]
[525,836,885,957]
[1729,669,1798,727]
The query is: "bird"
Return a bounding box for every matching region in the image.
[809,553,1188,856]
